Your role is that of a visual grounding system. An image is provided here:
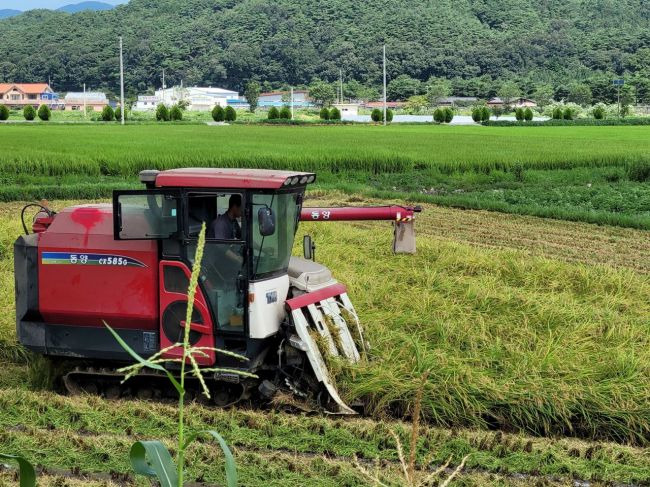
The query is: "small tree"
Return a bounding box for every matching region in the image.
[524,107,533,121]
[23,105,36,121]
[156,103,170,121]
[101,105,115,122]
[480,106,490,122]
[471,107,481,123]
[386,109,393,122]
[370,108,382,122]
[552,106,563,119]
[224,106,237,122]
[329,107,341,120]
[319,107,330,120]
[37,104,51,121]
[267,106,280,120]
[170,104,183,121]
[563,106,575,120]
[490,105,503,119]
[592,104,606,119]
[0,105,10,121]
[279,106,291,119]
[515,107,525,121]
[309,80,337,107]
[443,107,454,123]
[212,105,225,122]
[244,81,260,113]
[115,106,127,121]
[433,108,444,123]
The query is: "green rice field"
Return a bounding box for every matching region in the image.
[0,124,649,229]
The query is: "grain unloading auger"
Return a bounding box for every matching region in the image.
[14,169,421,414]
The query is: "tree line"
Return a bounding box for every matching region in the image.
[2,0,650,104]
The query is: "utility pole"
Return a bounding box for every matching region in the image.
[162,69,166,105]
[339,69,343,104]
[83,83,87,119]
[617,84,621,118]
[382,44,387,126]
[290,86,294,120]
[119,36,125,125]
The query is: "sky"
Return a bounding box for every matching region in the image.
[2,0,128,10]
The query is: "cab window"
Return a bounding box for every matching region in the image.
[187,193,243,240]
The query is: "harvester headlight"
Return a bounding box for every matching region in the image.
[307,175,315,183]
[291,177,300,185]
[283,178,292,186]
[300,176,309,184]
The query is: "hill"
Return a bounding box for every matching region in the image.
[57,2,115,13]
[0,9,21,19]
[0,0,649,102]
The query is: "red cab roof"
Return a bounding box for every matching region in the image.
[152,168,316,189]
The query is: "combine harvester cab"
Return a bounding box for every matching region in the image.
[14,168,420,414]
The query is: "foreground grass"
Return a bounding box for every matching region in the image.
[0,371,648,486]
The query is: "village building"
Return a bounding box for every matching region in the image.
[64,92,109,111]
[0,83,61,109]
[258,90,312,107]
[487,97,537,108]
[332,103,360,116]
[134,86,239,111]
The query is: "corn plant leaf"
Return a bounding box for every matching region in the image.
[183,430,237,487]
[0,453,36,487]
[130,441,178,487]
[104,322,183,394]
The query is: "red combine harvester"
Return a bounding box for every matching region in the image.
[14,168,420,413]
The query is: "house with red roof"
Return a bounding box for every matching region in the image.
[0,83,61,109]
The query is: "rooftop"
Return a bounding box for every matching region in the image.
[152,168,316,190]
[0,83,52,94]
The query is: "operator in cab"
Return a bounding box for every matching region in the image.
[211,194,242,240]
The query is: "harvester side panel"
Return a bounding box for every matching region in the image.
[38,205,159,330]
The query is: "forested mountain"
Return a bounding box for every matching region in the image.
[1,0,650,103]
[57,2,116,13]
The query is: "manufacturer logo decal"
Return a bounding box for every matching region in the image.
[266,290,278,304]
[41,252,146,268]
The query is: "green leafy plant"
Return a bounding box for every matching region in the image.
[212,105,225,122]
[471,107,481,123]
[563,106,575,120]
[0,453,36,486]
[101,105,115,122]
[433,108,444,123]
[106,225,252,487]
[329,107,341,120]
[515,107,525,121]
[0,105,9,121]
[170,105,183,121]
[224,105,237,121]
[524,107,533,121]
[268,106,280,120]
[23,105,36,121]
[156,103,170,121]
[480,106,490,122]
[37,104,51,121]
[279,106,291,119]
[115,106,127,121]
[443,107,454,123]
[592,105,606,119]
[319,106,330,120]
[371,108,382,122]
[386,109,394,122]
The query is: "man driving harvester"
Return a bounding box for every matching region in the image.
[211,194,242,240]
